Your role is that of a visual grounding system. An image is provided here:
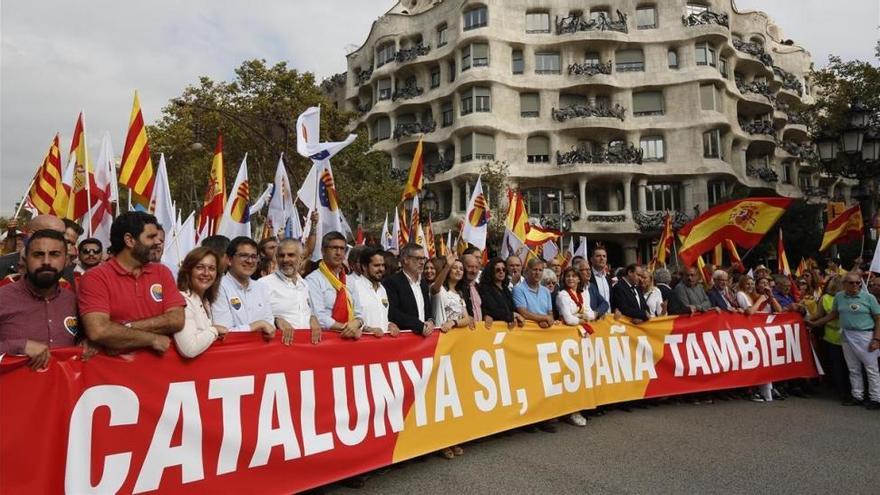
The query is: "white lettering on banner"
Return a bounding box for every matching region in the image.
[65,385,139,495]
[333,366,370,446]
[300,370,334,456]
[208,376,254,475]
[251,373,301,467]
[560,339,581,393]
[134,382,204,493]
[537,342,563,397]
[434,355,463,421]
[369,362,405,437]
[664,324,804,377]
[402,357,433,427]
[472,350,498,411]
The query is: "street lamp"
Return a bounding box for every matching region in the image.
[421,188,437,218]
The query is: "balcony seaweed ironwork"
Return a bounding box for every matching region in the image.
[395,44,431,64]
[746,163,779,182]
[551,103,626,122]
[739,119,776,137]
[393,121,436,140]
[736,78,776,103]
[682,9,729,27]
[780,141,816,160]
[732,39,773,66]
[586,214,627,223]
[392,84,424,101]
[556,142,643,166]
[355,68,373,86]
[567,61,613,77]
[634,211,692,232]
[555,11,628,35]
[425,154,454,180]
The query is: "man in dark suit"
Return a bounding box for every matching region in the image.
[611,263,649,323]
[383,243,435,336]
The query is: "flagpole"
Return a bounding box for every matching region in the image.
[14,176,37,218]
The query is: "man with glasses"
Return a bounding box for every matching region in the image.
[306,231,365,338]
[867,277,880,304]
[810,272,880,409]
[707,269,741,312]
[668,266,716,315]
[384,243,434,335]
[212,236,275,337]
[79,212,184,353]
[77,238,104,272]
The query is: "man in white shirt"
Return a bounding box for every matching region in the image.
[590,246,611,303]
[257,239,322,345]
[352,247,400,337]
[212,236,275,337]
[305,231,365,338]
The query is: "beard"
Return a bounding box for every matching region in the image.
[133,242,153,264]
[26,267,62,289]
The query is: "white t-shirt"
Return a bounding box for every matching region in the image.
[352,276,390,332]
[257,271,313,328]
[433,286,466,325]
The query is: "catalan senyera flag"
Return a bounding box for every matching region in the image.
[819,204,863,252]
[438,230,448,256]
[425,215,436,258]
[654,212,674,266]
[410,195,421,240]
[795,258,806,278]
[398,207,410,244]
[119,91,155,207]
[27,134,64,216]
[777,228,792,276]
[198,135,226,236]
[401,138,424,202]
[64,112,96,221]
[678,197,792,267]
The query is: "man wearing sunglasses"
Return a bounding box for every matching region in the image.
[76,238,104,273]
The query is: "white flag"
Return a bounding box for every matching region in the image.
[150,154,176,246]
[870,236,880,274]
[162,211,195,272]
[380,214,391,251]
[86,131,116,248]
[542,238,559,261]
[296,106,357,161]
[461,176,489,250]
[218,155,251,239]
[390,207,401,254]
[574,236,588,259]
[268,155,296,238]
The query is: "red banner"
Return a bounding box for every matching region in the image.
[0,312,816,494]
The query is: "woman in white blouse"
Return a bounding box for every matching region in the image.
[642,271,665,317]
[175,247,228,358]
[555,267,593,428]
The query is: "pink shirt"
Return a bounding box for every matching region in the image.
[78,257,185,324]
[0,278,78,355]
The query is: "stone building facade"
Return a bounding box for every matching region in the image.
[326,0,821,265]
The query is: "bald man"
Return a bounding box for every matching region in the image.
[0,215,67,279]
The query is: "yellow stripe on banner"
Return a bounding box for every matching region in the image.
[392,316,675,462]
[119,136,147,183]
[680,203,785,252]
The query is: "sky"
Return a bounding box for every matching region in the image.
[1,0,877,213]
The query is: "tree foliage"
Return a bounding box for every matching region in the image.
[808,55,880,136]
[148,59,401,230]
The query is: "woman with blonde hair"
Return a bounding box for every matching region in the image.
[176,247,228,358]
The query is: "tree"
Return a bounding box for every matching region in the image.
[479,160,510,252]
[148,59,401,231]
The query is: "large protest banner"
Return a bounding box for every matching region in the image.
[0,312,816,494]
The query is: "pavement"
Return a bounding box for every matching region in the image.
[322,394,880,494]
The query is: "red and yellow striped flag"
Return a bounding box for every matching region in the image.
[119,91,155,206]
[197,135,226,236]
[504,189,529,242]
[819,204,863,252]
[64,112,94,221]
[401,138,424,202]
[525,224,560,249]
[777,228,792,276]
[678,197,791,267]
[724,239,742,266]
[425,215,436,258]
[27,135,64,216]
[438,232,448,257]
[654,212,674,266]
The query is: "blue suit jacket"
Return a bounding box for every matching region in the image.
[587,283,610,317]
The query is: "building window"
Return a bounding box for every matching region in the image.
[707,180,727,207]
[461,132,495,162]
[798,175,811,190]
[520,93,540,117]
[636,6,657,29]
[448,60,456,82]
[377,78,392,100]
[686,3,709,16]
[524,187,562,216]
[668,49,679,69]
[535,52,561,74]
[585,52,600,67]
[442,102,454,127]
[700,83,720,111]
[719,58,729,78]
[615,49,645,72]
[472,43,489,67]
[512,49,524,74]
[695,42,717,67]
[527,136,550,163]
[463,6,488,31]
[461,87,491,115]
[371,117,391,142]
[461,45,471,71]
[782,164,793,184]
[632,91,664,116]
[645,183,682,211]
[640,136,665,162]
[703,129,721,158]
[430,66,441,88]
[560,93,588,108]
[525,12,550,33]
[376,42,396,68]
[437,24,448,47]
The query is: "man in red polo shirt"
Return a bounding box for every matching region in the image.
[79,212,185,353]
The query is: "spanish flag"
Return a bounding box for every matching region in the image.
[197,135,226,236]
[27,135,64,216]
[678,197,791,267]
[777,228,792,276]
[724,239,742,266]
[119,91,155,207]
[654,212,674,266]
[401,138,424,202]
[63,112,96,221]
[504,189,529,242]
[819,204,863,252]
[524,224,560,249]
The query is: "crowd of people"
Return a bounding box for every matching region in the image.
[2,211,880,468]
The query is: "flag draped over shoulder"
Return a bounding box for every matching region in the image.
[27,135,64,216]
[119,91,155,206]
[819,204,863,252]
[677,197,791,267]
[401,138,424,202]
[198,135,226,237]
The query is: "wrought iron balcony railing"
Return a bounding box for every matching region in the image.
[736,78,776,103]
[634,211,693,232]
[586,214,627,223]
[393,121,436,140]
[395,44,431,64]
[567,61,613,76]
[556,142,643,166]
[551,103,626,122]
[746,163,779,182]
[780,141,816,160]
[732,39,773,66]
[391,85,423,101]
[682,10,729,27]
[355,68,373,86]
[772,66,804,96]
[555,11,628,35]
[739,119,776,137]
[425,154,454,180]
